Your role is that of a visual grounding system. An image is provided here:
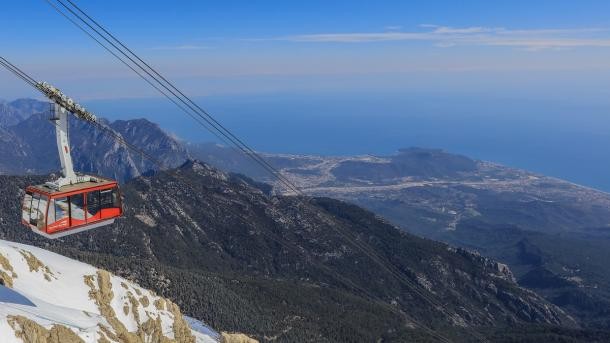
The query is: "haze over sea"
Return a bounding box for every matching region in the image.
[87,89,610,193]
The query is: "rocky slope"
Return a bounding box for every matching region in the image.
[0,99,46,127]
[3,98,610,340]
[0,239,218,343]
[189,145,610,330]
[0,98,189,181]
[0,162,595,342]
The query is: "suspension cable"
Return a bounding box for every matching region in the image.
[46,0,303,196]
[1,54,467,341]
[5,4,493,335]
[41,2,491,338]
[61,0,297,195]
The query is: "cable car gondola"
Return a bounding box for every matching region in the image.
[22,178,122,238]
[20,82,123,238]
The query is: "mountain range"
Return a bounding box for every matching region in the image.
[190,144,610,330]
[0,98,188,181]
[3,98,610,341]
[2,162,599,342]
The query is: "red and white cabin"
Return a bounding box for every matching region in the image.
[21,177,122,239]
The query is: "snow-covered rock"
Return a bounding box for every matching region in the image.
[0,239,218,343]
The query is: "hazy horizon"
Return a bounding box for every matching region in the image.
[70,91,610,193]
[3,1,610,191]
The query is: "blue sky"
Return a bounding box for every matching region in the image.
[4,1,610,100]
[5,1,610,191]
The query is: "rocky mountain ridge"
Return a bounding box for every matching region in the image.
[188,144,610,330]
[0,161,598,342]
[0,98,189,181]
[3,98,610,340]
[0,99,46,127]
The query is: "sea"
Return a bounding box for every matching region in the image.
[86,91,610,193]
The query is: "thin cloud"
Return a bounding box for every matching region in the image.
[270,25,610,50]
[384,25,403,31]
[285,32,430,43]
[421,24,494,34]
[150,45,211,51]
[434,42,457,48]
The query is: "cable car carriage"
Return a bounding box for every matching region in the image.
[22,178,122,238]
[20,83,123,238]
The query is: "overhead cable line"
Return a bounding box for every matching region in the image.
[0,57,38,88]
[0,56,169,174]
[36,2,490,339]
[40,2,235,162]
[0,56,470,343]
[46,0,302,196]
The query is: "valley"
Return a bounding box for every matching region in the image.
[0,162,594,342]
[3,99,610,341]
[4,1,610,342]
[190,145,610,330]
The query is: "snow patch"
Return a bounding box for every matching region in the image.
[135,213,157,227]
[0,239,218,343]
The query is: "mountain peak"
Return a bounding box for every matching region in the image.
[0,103,190,182]
[111,117,161,129]
[179,159,228,179]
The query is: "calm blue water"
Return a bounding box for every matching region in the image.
[86,92,610,192]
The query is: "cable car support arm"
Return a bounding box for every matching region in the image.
[36,82,99,190]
